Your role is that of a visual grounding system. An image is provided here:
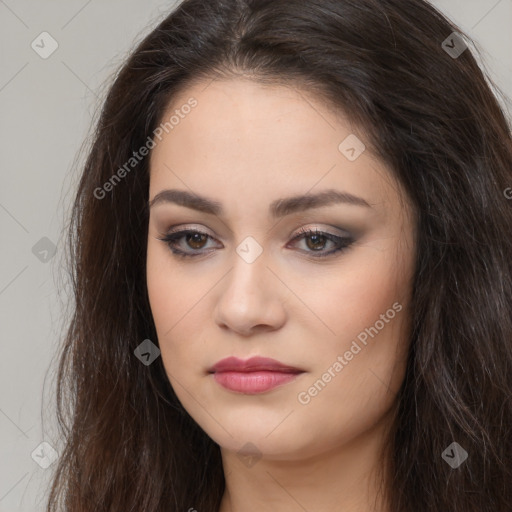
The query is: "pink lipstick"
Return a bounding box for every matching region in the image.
[208,356,304,394]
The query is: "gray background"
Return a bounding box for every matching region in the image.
[0,1,511,511]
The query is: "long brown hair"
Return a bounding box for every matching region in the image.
[45,0,512,510]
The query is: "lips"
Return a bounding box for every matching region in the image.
[208,356,304,374]
[208,356,305,394]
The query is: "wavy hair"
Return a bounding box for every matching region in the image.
[45,0,512,510]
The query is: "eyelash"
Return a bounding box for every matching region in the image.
[157,226,354,259]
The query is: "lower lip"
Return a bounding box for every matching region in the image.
[212,371,302,394]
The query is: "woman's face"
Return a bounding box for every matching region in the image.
[146,77,416,460]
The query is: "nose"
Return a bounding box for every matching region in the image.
[213,251,287,337]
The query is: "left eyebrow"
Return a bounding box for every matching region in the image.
[270,189,372,218]
[148,188,372,218]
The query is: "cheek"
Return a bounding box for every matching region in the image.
[146,243,216,383]
[292,248,411,428]
[146,240,204,329]
[293,245,410,350]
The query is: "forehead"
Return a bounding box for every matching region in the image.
[148,78,404,218]
[154,77,358,157]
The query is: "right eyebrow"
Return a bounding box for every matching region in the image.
[148,188,372,218]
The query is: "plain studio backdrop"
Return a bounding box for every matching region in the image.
[0,1,510,511]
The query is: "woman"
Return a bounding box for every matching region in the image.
[46,0,512,511]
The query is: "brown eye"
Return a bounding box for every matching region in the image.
[289,227,354,258]
[185,232,208,249]
[158,229,220,258]
[304,232,328,251]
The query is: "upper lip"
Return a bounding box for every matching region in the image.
[208,356,304,373]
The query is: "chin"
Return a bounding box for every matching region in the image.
[197,412,310,459]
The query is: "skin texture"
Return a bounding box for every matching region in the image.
[146,78,416,512]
